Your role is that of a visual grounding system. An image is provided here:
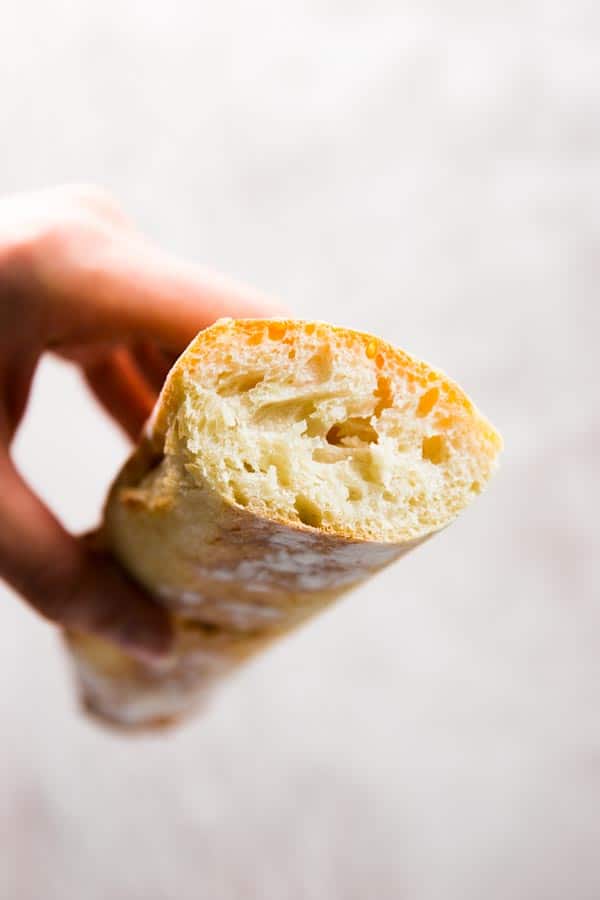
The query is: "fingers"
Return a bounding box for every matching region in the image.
[0,350,39,444]
[8,184,288,353]
[0,450,172,660]
[60,546,173,662]
[131,340,177,395]
[82,346,155,441]
[47,234,288,350]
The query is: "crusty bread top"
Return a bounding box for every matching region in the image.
[146,318,502,544]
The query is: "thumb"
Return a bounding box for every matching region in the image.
[0,452,172,661]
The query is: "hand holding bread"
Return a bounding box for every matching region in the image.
[0,187,501,731]
[0,185,282,661]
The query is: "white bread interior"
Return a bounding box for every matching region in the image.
[159,318,501,543]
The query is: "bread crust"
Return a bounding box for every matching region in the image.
[67,319,501,730]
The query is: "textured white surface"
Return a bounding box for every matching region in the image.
[1,2,599,899]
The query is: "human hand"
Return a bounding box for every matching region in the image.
[0,184,283,661]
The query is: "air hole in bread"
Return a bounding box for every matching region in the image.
[294,495,323,528]
[233,485,249,506]
[307,348,333,381]
[416,387,439,418]
[374,375,394,417]
[217,371,264,396]
[253,396,324,427]
[272,458,293,489]
[326,417,379,447]
[421,434,448,465]
[268,322,287,341]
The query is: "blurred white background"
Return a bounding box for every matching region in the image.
[1,2,599,898]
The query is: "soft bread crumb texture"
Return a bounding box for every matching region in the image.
[154,319,502,543]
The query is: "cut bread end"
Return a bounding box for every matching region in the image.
[152,319,502,544]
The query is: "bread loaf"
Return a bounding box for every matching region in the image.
[67,318,502,730]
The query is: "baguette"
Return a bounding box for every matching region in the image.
[67,318,502,730]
